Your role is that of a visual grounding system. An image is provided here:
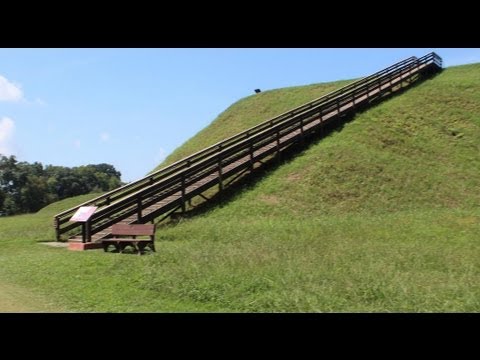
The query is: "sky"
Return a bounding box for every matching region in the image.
[0,48,479,182]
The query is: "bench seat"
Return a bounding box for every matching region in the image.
[102,224,156,255]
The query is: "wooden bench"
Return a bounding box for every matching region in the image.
[102,224,156,255]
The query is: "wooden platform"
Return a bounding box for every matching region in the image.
[68,241,103,251]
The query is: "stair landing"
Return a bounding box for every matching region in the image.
[68,238,103,251]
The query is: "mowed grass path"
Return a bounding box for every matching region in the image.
[1,63,479,312]
[0,278,61,312]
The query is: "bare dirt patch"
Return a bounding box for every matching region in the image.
[40,242,69,248]
[259,195,280,205]
[286,172,303,182]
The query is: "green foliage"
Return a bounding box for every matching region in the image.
[0,156,122,216]
[1,64,480,312]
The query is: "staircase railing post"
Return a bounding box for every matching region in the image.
[86,220,92,243]
[54,216,60,241]
[249,140,254,171]
[276,129,281,162]
[137,196,142,223]
[181,174,186,213]
[300,117,305,144]
[218,154,223,192]
[82,222,86,243]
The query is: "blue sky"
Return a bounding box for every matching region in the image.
[0,48,479,182]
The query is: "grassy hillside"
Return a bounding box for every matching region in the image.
[156,79,351,168]
[161,63,480,216]
[1,64,479,312]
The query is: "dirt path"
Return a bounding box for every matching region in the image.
[0,279,62,312]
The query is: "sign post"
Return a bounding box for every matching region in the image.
[70,206,98,243]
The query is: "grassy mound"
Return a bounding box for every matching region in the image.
[156,79,351,168]
[1,63,479,312]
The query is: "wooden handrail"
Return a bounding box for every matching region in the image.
[54,52,442,241]
[54,55,418,219]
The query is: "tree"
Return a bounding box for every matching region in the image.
[0,154,123,216]
[0,189,5,214]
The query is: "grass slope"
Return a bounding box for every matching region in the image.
[1,64,479,312]
[205,64,480,217]
[156,79,351,168]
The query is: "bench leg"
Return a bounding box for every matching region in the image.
[103,240,155,255]
[118,242,141,254]
[133,242,143,255]
[119,242,128,253]
[138,243,146,255]
[148,241,156,252]
[137,242,154,254]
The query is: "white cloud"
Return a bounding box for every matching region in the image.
[100,132,110,142]
[73,139,81,149]
[0,75,23,102]
[0,117,15,155]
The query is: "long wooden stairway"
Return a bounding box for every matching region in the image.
[54,52,443,247]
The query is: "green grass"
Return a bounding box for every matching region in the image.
[156,79,352,168]
[1,64,479,312]
[1,207,478,312]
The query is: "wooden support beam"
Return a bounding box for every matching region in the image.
[276,131,281,163]
[82,222,86,244]
[249,141,254,171]
[137,197,142,222]
[218,156,223,192]
[181,175,186,213]
[156,205,182,224]
[300,118,305,145]
[226,168,249,187]
[86,220,92,243]
[199,193,209,202]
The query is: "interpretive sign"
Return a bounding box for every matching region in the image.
[70,206,98,222]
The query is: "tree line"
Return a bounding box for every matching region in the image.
[0,155,123,216]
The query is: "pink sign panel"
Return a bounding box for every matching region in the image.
[70,206,98,222]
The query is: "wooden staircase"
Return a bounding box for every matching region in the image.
[55,52,443,247]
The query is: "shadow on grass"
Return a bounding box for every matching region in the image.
[103,248,155,255]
